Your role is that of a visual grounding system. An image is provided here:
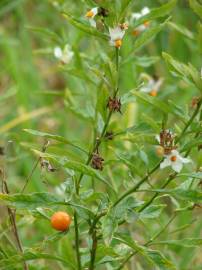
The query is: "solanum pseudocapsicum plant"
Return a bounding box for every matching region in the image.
[0,0,202,269]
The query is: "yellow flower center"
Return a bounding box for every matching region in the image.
[170,156,177,162]
[144,21,150,27]
[132,29,140,37]
[149,89,157,97]
[86,10,94,18]
[115,39,122,48]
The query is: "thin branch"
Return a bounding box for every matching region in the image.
[0,170,28,270]
[21,140,49,193]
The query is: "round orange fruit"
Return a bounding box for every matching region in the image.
[51,211,71,231]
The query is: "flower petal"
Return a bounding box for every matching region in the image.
[172,161,183,173]
[89,18,96,28]
[160,157,171,169]
[141,7,150,16]
[181,157,191,164]
[54,47,62,59]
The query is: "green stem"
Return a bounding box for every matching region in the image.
[176,98,202,143]
[112,161,161,207]
[74,211,82,270]
[87,48,120,270]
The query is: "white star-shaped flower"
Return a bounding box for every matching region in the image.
[131,7,150,35]
[160,150,191,173]
[109,26,126,48]
[85,7,98,28]
[140,76,163,96]
[54,44,74,64]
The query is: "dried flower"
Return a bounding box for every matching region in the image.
[105,131,114,140]
[85,7,98,27]
[156,129,176,155]
[160,150,191,173]
[191,96,200,108]
[91,153,104,170]
[98,7,109,17]
[107,97,122,113]
[54,44,74,64]
[40,159,56,172]
[109,26,126,48]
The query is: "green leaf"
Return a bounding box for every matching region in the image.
[189,0,202,18]
[32,150,114,190]
[0,87,17,103]
[115,234,176,269]
[62,11,108,40]
[133,91,172,114]
[27,26,62,43]
[168,22,195,40]
[0,192,65,209]
[134,21,166,52]
[153,238,202,248]
[24,129,88,155]
[181,137,202,152]
[0,192,94,218]
[139,204,166,219]
[0,250,75,269]
[150,188,202,203]
[118,0,133,21]
[102,212,118,245]
[134,0,177,27]
[162,52,202,91]
[174,189,202,203]
[178,172,202,179]
[0,0,25,18]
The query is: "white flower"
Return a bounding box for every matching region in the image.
[140,76,163,96]
[109,26,126,48]
[160,150,191,173]
[132,7,150,20]
[54,44,74,64]
[131,7,150,35]
[85,7,98,27]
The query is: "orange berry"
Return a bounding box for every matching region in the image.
[149,89,157,97]
[170,156,177,162]
[51,211,71,231]
[115,39,122,48]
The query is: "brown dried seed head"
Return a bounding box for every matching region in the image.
[107,97,122,113]
[91,153,104,171]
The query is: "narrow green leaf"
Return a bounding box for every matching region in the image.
[32,150,114,190]
[133,91,172,114]
[181,138,202,152]
[24,129,88,155]
[189,0,202,18]
[115,234,176,269]
[0,192,65,209]
[153,238,202,248]
[168,22,195,40]
[134,22,166,52]
[0,251,75,269]
[162,52,202,91]
[139,204,166,219]
[62,11,108,40]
